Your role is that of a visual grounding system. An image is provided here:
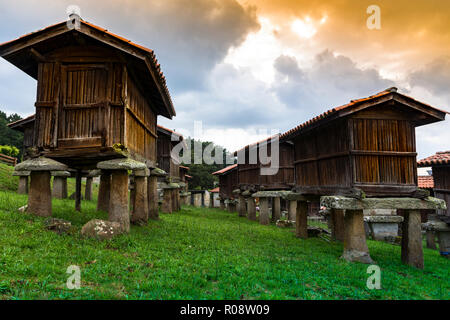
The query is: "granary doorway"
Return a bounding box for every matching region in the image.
[57,64,108,149]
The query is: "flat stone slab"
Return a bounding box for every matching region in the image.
[51,170,71,177]
[364,215,404,223]
[178,182,186,187]
[321,196,446,211]
[232,189,241,195]
[161,182,180,189]
[225,199,238,204]
[180,192,191,196]
[241,190,252,197]
[87,169,101,177]
[422,221,450,232]
[15,157,68,172]
[284,192,313,201]
[97,158,147,171]
[12,171,30,176]
[134,168,150,177]
[150,167,167,177]
[252,190,291,199]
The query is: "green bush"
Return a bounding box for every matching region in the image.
[0,145,19,158]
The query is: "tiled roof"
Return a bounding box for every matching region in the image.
[418,151,450,167]
[0,18,174,117]
[418,176,434,189]
[210,187,220,193]
[233,134,279,156]
[157,125,183,138]
[7,114,35,129]
[280,87,447,141]
[212,164,237,175]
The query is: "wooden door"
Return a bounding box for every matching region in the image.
[58,64,108,148]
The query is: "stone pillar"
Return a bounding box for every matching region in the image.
[220,199,225,210]
[18,176,29,194]
[148,175,159,220]
[426,230,436,250]
[129,176,136,213]
[209,193,214,208]
[97,171,111,212]
[52,171,70,199]
[296,200,308,239]
[401,210,424,269]
[272,197,281,222]
[238,195,247,217]
[342,210,373,264]
[28,171,52,217]
[75,170,82,212]
[97,158,147,233]
[131,168,149,225]
[331,209,345,242]
[259,197,270,225]
[14,157,68,217]
[288,200,297,221]
[247,197,257,221]
[437,231,450,258]
[13,171,30,194]
[162,188,173,213]
[85,177,93,201]
[109,170,130,232]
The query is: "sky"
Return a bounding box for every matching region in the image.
[0,0,449,159]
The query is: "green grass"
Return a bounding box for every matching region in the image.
[0,163,448,299]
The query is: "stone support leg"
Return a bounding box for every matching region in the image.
[28,171,52,217]
[18,176,28,194]
[342,209,373,264]
[109,170,130,232]
[296,200,308,239]
[162,188,173,213]
[97,172,111,212]
[52,176,66,199]
[131,175,148,224]
[247,197,257,221]
[259,198,270,225]
[272,197,281,222]
[426,230,436,250]
[147,175,159,220]
[238,195,247,217]
[85,177,93,201]
[331,209,345,242]
[288,200,297,221]
[401,210,424,269]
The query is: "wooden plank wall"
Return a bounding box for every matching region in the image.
[294,119,351,188]
[351,118,416,185]
[35,62,59,148]
[125,73,157,163]
[433,166,450,216]
[238,142,294,189]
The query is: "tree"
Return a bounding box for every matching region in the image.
[0,110,24,159]
[182,139,235,190]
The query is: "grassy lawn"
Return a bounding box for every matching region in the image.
[0,163,448,300]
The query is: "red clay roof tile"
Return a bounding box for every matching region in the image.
[418,151,450,167]
[418,175,434,189]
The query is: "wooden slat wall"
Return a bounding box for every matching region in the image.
[351,119,416,185]
[35,62,58,148]
[294,120,351,187]
[238,142,294,189]
[432,166,450,216]
[125,74,157,163]
[59,65,106,141]
[219,169,238,199]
